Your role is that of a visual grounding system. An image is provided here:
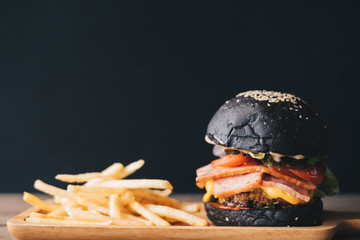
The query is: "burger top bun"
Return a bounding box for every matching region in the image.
[206,90,328,157]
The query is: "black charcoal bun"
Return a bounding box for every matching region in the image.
[206,90,328,156]
[205,199,323,226]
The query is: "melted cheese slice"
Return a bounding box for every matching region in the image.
[261,186,302,205]
[203,180,214,202]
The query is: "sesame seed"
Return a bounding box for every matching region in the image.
[295,217,299,221]
[236,90,305,104]
[299,115,302,119]
[225,101,229,104]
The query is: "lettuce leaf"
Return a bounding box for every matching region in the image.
[247,151,281,169]
[320,166,339,196]
[314,166,339,197]
[307,156,327,165]
[248,152,266,159]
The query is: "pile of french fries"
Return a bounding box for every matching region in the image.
[23,159,209,227]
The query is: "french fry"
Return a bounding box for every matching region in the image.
[23,192,58,212]
[53,196,63,204]
[109,195,122,218]
[23,160,210,227]
[130,189,179,208]
[117,159,145,179]
[55,172,103,183]
[60,198,78,207]
[163,217,181,224]
[76,193,109,207]
[108,194,148,224]
[128,201,170,226]
[98,179,173,190]
[47,207,68,217]
[29,212,66,220]
[34,180,109,215]
[67,185,128,196]
[101,163,124,179]
[151,189,172,197]
[65,206,146,226]
[75,197,109,215]
[179,203,202,213]
[84,177,107,186]
[65,205,109,222]
[117,205,132,214]
[34,180,74,199]
[122,213,153,225]
[144,204,209,227]
[117,191,135,206]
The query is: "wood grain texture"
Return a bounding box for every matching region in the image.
[7,203,360,240]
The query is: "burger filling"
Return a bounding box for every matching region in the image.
[222,188,293,208]
[196,146,338,209]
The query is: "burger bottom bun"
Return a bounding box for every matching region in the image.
[205,199,323,226]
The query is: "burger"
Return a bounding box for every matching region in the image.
[195,90,338,226]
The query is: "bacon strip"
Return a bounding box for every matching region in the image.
[213,172,263,198]
[196,164,316,191]
[262,175,310,202]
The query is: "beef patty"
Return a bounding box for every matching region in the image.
[221,188,293,209]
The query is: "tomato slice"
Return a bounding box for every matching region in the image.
[288,164,325,184]
[211,154,258,168]
[270,164,303,180]
[211,154,325,184]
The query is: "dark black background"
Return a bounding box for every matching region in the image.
[0,1,359,193]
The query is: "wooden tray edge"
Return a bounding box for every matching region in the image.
[7,206,340,240]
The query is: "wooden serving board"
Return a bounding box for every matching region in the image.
[7,205,360,240]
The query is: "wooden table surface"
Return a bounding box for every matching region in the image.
[1,193,360,240]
